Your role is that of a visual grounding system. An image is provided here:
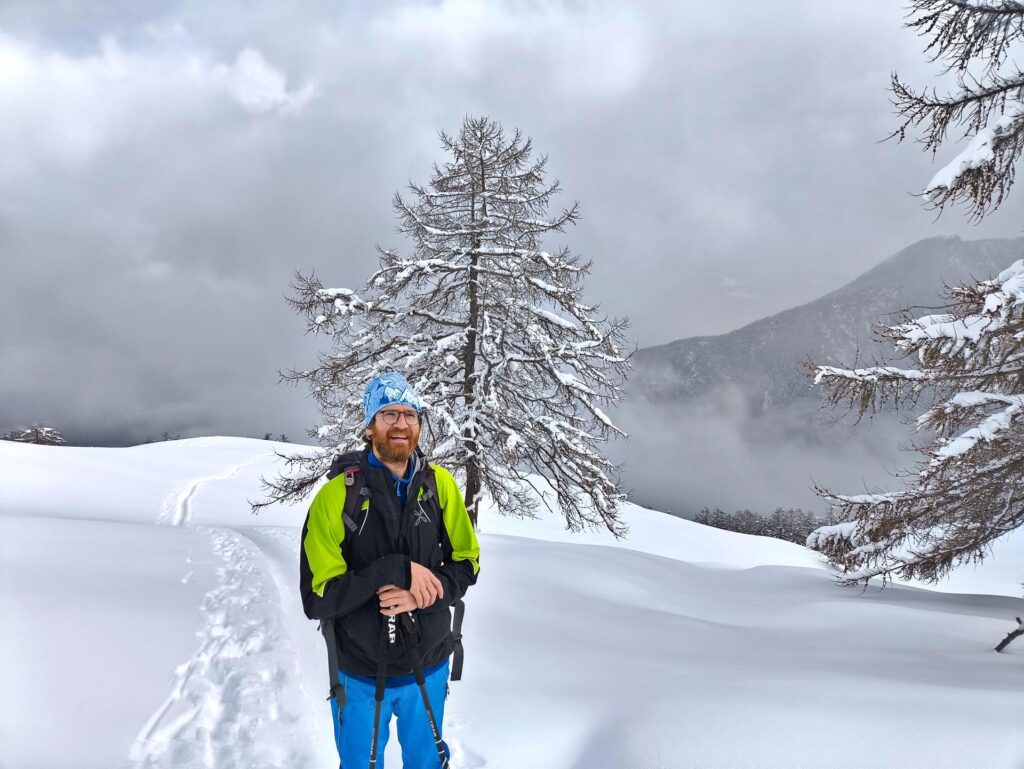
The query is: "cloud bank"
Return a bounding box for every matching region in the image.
[1,0,1021,449]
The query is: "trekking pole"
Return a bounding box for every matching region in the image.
[369,616,396,769]
[399,613,450,769]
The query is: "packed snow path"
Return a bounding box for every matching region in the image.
[135,450,328,769]
[159,453,268,526]
[130,527,318,768]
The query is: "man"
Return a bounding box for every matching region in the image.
[300,372,480,769]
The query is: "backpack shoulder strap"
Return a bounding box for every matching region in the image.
[327,450,370,537]
[423,463,467,682]
[326,449,363,481]
[420,463,439,506]
[320,449,369,708]
[451,597,466,681]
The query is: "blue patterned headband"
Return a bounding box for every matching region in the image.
[363,372,424,427]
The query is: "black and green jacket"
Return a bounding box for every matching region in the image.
[300,449,480,677]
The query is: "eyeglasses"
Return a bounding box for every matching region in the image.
[377,410,420,425]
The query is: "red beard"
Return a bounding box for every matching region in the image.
[373,430,418,463]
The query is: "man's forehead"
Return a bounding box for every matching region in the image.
[381,405,418,413]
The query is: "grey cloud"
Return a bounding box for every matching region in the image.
[1,0,1021,455]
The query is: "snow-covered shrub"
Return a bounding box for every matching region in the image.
[3,424,67,445]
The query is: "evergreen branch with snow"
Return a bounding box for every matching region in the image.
[809,260,1024,584]
[890,0,1024,218]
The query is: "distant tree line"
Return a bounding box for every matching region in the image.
[142,431,182,443]
[695,506,841,545]
[3,426,294,446]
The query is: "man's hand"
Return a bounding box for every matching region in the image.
[377,562,444,614]
[409,561,444,608]
[377,586,417,616]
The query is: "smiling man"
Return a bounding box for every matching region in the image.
[299,372,480,769]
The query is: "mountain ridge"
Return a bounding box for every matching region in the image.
[631,235,1024,413]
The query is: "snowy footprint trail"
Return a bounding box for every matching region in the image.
[130,527,320,769]
[133,450,327,769]
[158,453,268,526]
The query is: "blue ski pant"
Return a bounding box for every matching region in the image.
[329,659,451,769]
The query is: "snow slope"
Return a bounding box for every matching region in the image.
[1,438,1021,769]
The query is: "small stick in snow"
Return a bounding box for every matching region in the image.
[994,617,1023,653]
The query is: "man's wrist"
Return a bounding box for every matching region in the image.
[374,554,412,590]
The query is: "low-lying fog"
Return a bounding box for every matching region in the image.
[612,387,917,519]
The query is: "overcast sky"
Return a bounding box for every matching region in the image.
[2,0,1021,446]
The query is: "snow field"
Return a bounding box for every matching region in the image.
[0,516,211,769]
[461,535,1023,769]
[1,437,1022,769]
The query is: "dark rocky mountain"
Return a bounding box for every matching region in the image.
[617,236,1024,516]
[631,236,1024,415]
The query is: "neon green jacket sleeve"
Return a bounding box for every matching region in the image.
[424,465,480,611]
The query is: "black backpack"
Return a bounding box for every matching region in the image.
[319,451,466,706]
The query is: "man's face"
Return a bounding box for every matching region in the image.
[366,406,421,464]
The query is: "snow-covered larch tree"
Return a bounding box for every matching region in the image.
[808,0,1024,588]
[261,116,631,534]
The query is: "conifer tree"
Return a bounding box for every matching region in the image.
[262,117,630,533]
[809,0,1023,585]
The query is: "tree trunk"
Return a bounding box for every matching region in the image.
[462,245,481,525]
[460,154,485,527]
